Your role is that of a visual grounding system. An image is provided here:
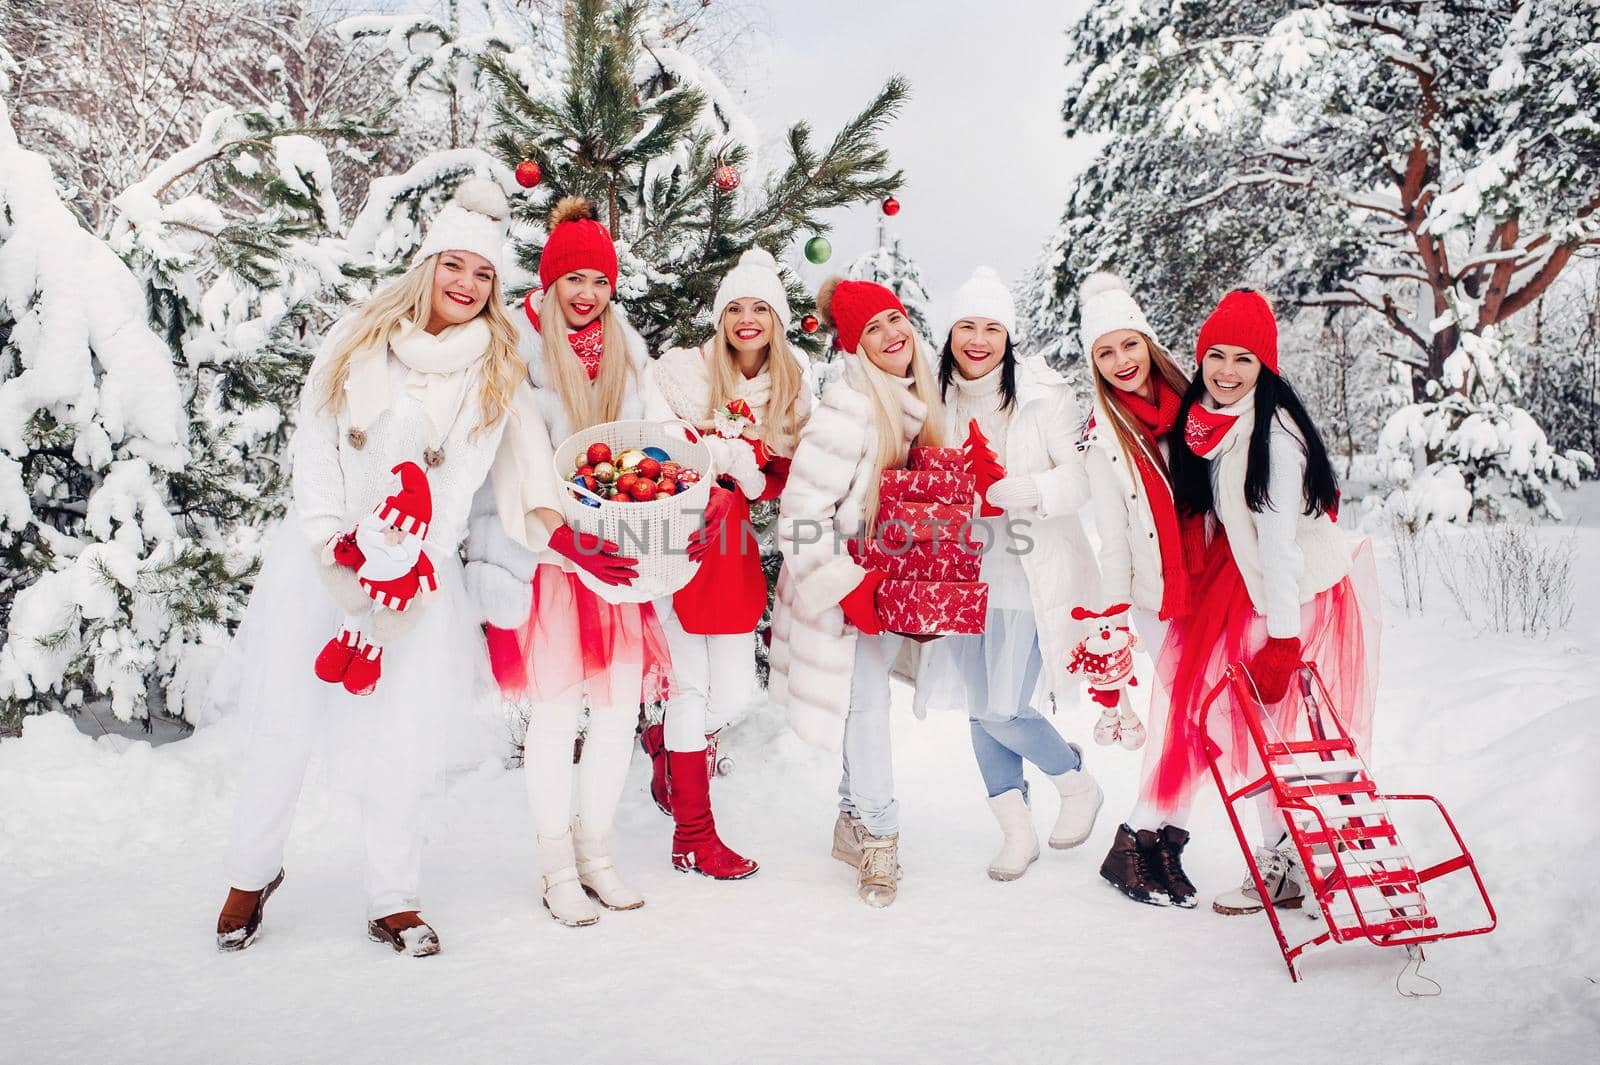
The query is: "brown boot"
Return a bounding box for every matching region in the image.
[1154,825,1198,908]
[367,910,441,956]
[215,869,285,952]
[1098,825,1171,906]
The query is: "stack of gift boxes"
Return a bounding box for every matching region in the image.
[848,446,990,636]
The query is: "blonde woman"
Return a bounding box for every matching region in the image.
[639,247,813,880]
[465,197,672,927]
[213,180,526,957]
[767,278,944,908]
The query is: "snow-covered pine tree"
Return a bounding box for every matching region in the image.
[1036,0,1599,517]
[846,218,933,340]
[480,0,907,355]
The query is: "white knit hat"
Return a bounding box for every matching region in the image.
[943,266,1016,339]
[713,247,792,329]
[412,178,511,276]
[1078,271,1164,356]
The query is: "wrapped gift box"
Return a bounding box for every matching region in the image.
[875,500,975,547]
[876,578,989,636]
[879,468,976,507]
[850,537,983,583]
[907,446,966,473]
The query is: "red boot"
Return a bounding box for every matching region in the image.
[668,750,758,880]
[640,722,671,816]
[314,629,359,684]
[343,640,382,696]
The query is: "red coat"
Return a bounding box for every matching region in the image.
[672,458,790,635]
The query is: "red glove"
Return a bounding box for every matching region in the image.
[1088,686,1121,709]
[687,487,737,562]
[549,524,638,587]
[839,569,888,636]
[1247,637,1302,703]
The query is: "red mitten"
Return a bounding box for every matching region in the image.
[962,419,1006,517]
[839,569,888,636]
[549,525,639,587]
[687,487,737,562]
[1247,636,1302,703]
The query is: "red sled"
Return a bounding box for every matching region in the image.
[1200,661,1497,982]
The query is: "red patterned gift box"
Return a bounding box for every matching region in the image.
[907,446,966,473]
[876,578,989,636]
[875,500,975,547]
[878,468,976,507]
[849,537,984,583]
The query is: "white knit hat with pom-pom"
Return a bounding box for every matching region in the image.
[713,247,793,329]
[1079,271,1164,356]
[412,177,512,276]
[944,265,1017,339]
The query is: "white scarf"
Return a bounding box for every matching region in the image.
[655,345,776,436]
[344,317,490,449]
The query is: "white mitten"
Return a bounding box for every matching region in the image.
[465,561,534,628]
[986,474,1043,513]
[706,435,765,499]
[315,550,375,615]
[366,588,432,645]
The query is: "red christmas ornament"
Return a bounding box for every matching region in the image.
[712,164,741,192]
[881,196,901,216]
[801,314,819,334]
[514,159,542,188]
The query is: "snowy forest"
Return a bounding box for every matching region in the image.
[3,2,1598,1062]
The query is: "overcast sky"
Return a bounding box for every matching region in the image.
[736,0,1097,303]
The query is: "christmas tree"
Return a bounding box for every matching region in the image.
[847,216,934,340]
[480,0,908,354]
[962,421,1004,518]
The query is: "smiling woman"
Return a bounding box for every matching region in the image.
[427,251,498,332]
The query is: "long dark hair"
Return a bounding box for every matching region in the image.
[1168,368,1339,519]
[938,334,1018,411]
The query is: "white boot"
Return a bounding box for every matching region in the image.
[986,790,1039,881]
[536,831,599,927]
[1048,748,1104,849]
[574,817,644,911]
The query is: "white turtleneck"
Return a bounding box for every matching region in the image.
[941,366,1030,611]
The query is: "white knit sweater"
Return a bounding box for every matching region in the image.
[941,367,1030,611]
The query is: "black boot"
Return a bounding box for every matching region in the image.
[1153,825,1198,908]
[1099,824,1170,906]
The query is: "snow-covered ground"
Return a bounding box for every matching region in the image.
[4,496,1599,1065]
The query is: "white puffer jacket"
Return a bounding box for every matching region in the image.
[767,359,928,751]
[1082,387,1170,615]
[913,356,1102,717]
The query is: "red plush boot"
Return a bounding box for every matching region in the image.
[668,750,758,880]
[314,628,359,684]
[640,722,672,816]
[343,639,382,696]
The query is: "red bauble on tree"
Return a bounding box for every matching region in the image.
[962,418,1005,518]
[514,159,542,188]
[882,196,901,216]
[712,164,741,192]
[801,313,819,334]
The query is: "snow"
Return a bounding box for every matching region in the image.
[3,494,1599,1063]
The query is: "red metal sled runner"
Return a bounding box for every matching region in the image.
[1199,661,1497,982]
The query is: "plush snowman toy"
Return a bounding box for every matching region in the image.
[1067,604,1147,751]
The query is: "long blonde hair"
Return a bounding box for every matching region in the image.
[539,288,633,435]
[705,327,808,454]
[1090,332,1190,476]
[319,254,524,432]
[858,333,945,535]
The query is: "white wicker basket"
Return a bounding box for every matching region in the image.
[552,418,715,604]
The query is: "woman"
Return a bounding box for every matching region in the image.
[213,180,526,956]
[1075,272,1206,908]
[766,277,945,908]
[1159,288,1378,916]
[916,267,1103,883]
[465,197,672,927]
[640,247,812,879]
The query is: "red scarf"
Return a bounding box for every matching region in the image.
[1184,402,1240,458]
[524,291,605,381]
[1110,380,1194,620]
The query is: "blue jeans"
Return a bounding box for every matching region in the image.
[970,709,1080,800]
[838,633,902,837]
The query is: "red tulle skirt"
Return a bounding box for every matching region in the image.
[485,565,673,707]
[1145,533,1379,815]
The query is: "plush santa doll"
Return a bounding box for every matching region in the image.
[313,462,438,695]
[712,397,773,469]
[1067,604,1147,750]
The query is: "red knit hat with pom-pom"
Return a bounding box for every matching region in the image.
[539,196,618,290]
[818,277,907,355]
[1195,288,1279,374]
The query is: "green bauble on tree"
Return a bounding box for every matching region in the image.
[804,236,833,264]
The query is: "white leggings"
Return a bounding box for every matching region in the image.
[658,605,757,753]
[522,658,643,840]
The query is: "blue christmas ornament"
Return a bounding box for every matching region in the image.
[642,445,671,463]
[571,473,602,507]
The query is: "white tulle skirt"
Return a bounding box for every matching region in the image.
[205,513,504,793]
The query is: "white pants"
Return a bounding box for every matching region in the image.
[838,633,903,838]
[523,658,643,840]
[657,605,756,752]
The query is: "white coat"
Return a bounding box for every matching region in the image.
[1082,386,1170,616]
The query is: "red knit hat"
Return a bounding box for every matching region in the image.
[1195,289,1279,374]
[539,196,618,290]
[819,277,907,355]
[376,462,433,539]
